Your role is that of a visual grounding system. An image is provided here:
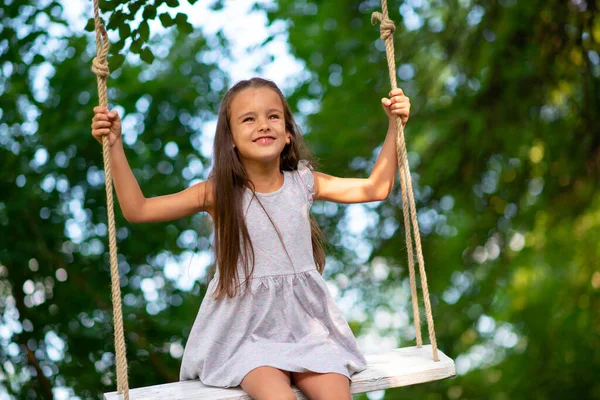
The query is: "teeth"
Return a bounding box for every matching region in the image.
[257,137,274,144]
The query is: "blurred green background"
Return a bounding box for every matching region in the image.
[1,0,599,399]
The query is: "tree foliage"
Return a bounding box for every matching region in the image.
[1,0,599,399]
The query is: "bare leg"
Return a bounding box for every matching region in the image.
[292,371,352,400]
[240,366,296,400]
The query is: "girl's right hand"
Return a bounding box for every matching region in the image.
[91,106,122,146]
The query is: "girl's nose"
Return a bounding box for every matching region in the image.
[258,118,269,132]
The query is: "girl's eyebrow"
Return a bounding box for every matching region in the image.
[238,111,256,121]
[237,108,283,121]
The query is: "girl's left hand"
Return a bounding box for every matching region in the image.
[381,88,410,126]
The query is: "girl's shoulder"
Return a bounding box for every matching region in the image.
[297,159,313,172]
[193,178,216,218]
[292,160,315,205]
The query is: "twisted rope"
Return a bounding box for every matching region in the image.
[372,1,439,362]
[91,0,130,397]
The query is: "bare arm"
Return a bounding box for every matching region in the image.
[109,141,213,222]
[313,88,409,204]
[314,121,398,203]
[92,107,214,223]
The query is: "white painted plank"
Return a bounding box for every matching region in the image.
[349,345,456,393]
[104,345,455,400]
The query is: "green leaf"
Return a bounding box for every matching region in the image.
[139,21,150,42]
[98,0,118,12]
[32,54,45,64]
[174,12,188,24]
[119,23,131,39]
[143,5,157,20]
[159,12,175,28]
[129,0,145,15]
[113,38,126,54]
[109,53,125,70]
[140,47,155,64]
[84,18,95,32]
[175,12,194,33]
[130,37,143,53]
[106,10,124,30]
[165,0,179,7]
[179,21,194,35]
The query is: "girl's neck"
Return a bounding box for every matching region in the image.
[243,159,284,194]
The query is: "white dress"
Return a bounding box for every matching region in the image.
[180,161,367,387]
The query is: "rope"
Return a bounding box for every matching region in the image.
[372,1,439,362]
[91,0,130,397]
[88,2,437,395]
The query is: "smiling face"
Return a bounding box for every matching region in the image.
[228,87,291,168]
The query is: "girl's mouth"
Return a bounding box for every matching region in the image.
[254,136,276,144]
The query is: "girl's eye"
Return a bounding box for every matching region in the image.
[243,117,254,122]
[269,115,280,119]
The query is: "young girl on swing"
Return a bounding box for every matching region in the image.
[91,77,410,400]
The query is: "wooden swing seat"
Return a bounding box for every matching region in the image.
[104,345,455,399]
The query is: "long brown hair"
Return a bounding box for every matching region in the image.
[210,77,325,300]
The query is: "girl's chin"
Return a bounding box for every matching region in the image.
[239,151,286,165]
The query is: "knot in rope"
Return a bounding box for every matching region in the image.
[371,11,396,41]
[92,56,110,78]
[91,24,110,79]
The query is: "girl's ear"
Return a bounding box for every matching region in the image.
[286,133,291,144]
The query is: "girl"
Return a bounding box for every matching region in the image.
[91,77,410,400]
